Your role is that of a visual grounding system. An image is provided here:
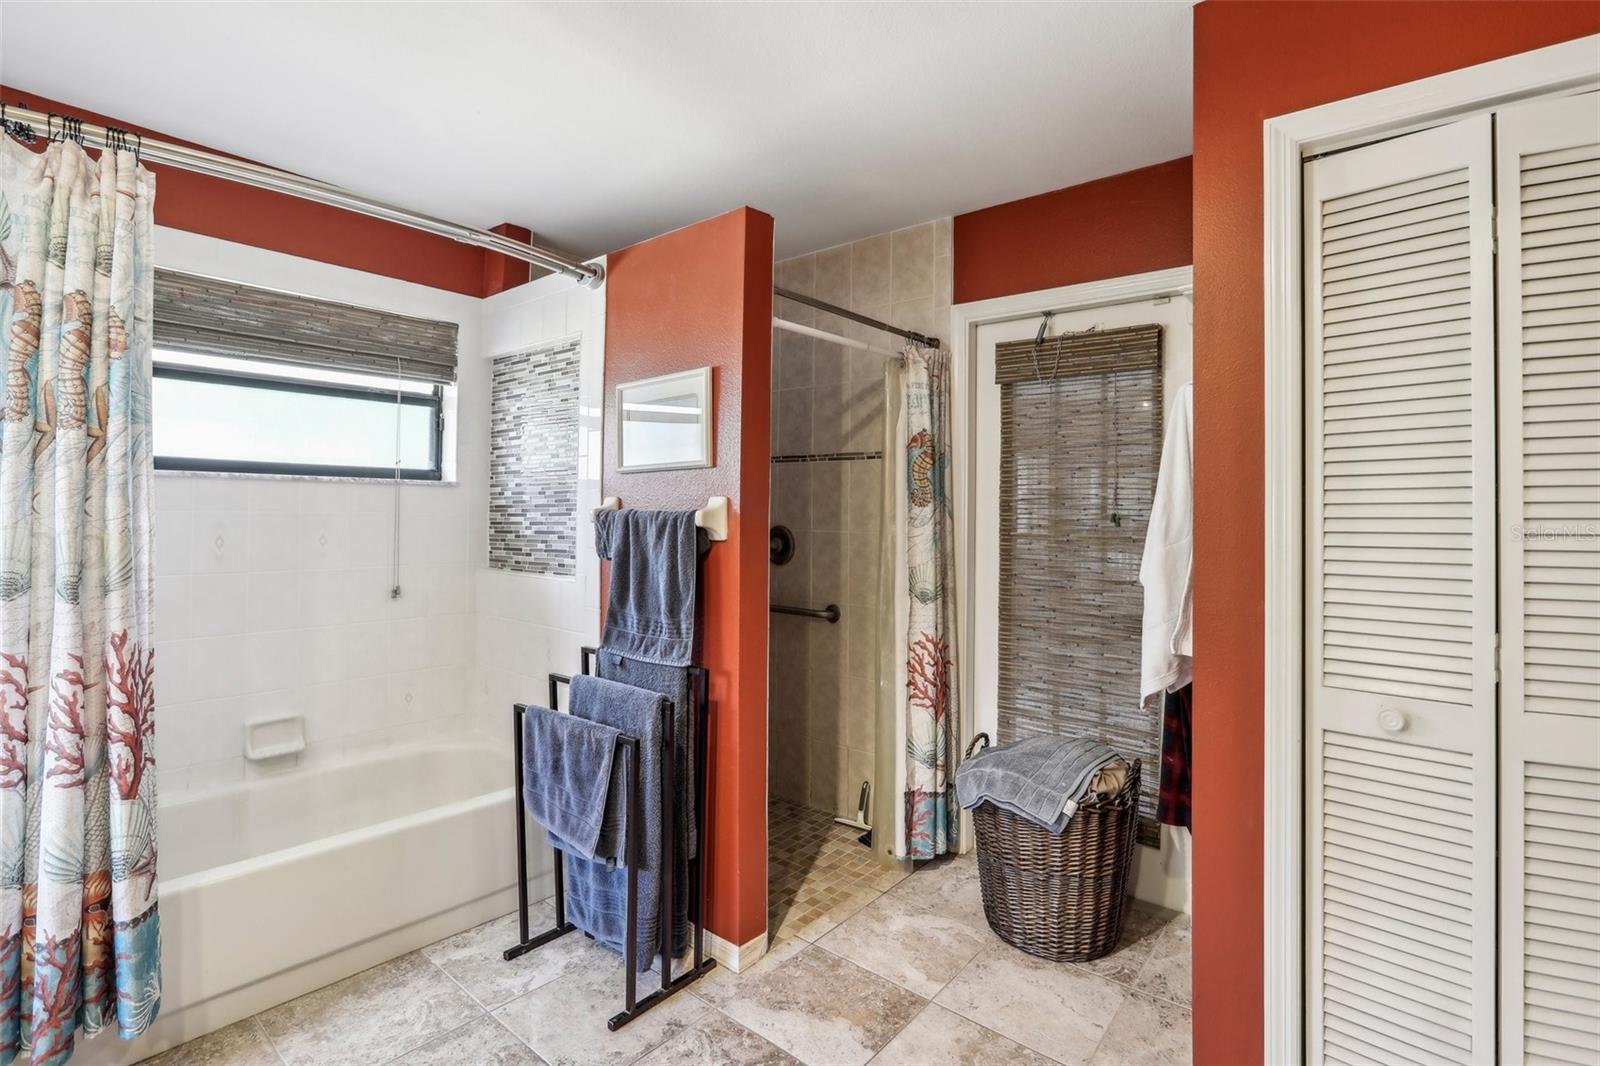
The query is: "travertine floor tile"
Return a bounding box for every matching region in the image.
[1132,914,1191,1008]
[397,1015,545,1065]
[872,1003,1056,1066]
[493,953,707,1066]
[817,890,991,997]
[715,944,925,1066]
[935,943,1125,1065]
[424,905,614,1010]
[632,1009,799,1066]
[1088,991,1193,1066]
[139,1019,281,1066]
[256,951,481,1066]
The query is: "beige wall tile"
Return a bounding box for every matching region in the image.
[815,245,852,307]
[851,235,892,310]
[891,223,935,304]
[777,388,814,456]
[776,329,814,391]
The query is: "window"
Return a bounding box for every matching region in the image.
[153,350,444,480]
[151,268,459,480]
[994,324,1164,835]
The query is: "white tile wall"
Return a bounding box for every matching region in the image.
[469,268,607,738]
[150,229,482,795]
[149,233,608,797]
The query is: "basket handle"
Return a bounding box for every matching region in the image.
[963,732,991,760]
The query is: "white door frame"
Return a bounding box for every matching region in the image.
[948,265,1194,851]
[1261,34,1600,1065]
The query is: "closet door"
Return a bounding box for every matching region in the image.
[1496,90,1600,1066]
[1304,115,1498,1066]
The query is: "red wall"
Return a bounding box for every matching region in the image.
[953,157,1193,303]
[1191,4,1600,1063]
[2,86,527,298]
[602,208,774,948]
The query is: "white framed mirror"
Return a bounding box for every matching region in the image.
[615,366,713,472]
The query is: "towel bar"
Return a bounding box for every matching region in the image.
[592,495,729,542]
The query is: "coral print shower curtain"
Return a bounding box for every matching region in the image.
[882,346,958,861]
[0,136,160,1065]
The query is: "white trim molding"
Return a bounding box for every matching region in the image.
[948,266,1194,854]
[1260,33,1600,1066]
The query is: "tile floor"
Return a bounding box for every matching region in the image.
[143,803,1191,1066]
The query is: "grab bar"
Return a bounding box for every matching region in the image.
[771,603,840,624]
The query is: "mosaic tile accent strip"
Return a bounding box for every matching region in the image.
[490,342,580,575]
[771,451,884,464]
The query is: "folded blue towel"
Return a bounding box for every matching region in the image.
[520,705,622,862]
[595,508,704,668]
[597,650,694,951]
[562,674,671,970]
[955,735,1120,833]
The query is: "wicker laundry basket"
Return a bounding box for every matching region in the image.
[966,734,1142,963]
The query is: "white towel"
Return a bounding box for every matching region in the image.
[1140,381,1193,708]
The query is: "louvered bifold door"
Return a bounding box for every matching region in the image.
[1304,115,1498,1066]
[1496,91,1600,1066]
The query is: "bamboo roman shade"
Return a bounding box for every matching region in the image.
[153,269,460,384]
[995,324,1164,825]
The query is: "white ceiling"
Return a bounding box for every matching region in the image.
[0,2,1193,260]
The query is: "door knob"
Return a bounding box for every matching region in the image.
[1377,707,1408,735]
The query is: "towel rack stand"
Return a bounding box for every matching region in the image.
[503,651,714,1030]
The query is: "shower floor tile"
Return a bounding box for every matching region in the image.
[766,796,907,943]
[137,807,1190,1066]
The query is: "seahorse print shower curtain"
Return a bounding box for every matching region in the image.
[0,136,160,1065]
[882,346,958,860]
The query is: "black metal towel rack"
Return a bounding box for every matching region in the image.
[503,646,714,1030]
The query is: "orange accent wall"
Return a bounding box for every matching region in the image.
[602,207,774,948]
[1191,4,1600,1063]
[3,85,514,297]
[953,157,1193,303]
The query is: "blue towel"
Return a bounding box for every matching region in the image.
[597,650,695,951]
[955,735,1120,833]
[563,674,671,970]
[520,705,622,862]
[595,508,704,667]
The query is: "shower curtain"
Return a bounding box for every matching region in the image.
[880,346,958,860]
[0,137,161,1065]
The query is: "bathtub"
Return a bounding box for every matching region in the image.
[106,740,549,1063]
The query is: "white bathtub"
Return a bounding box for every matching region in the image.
[105,740,548,1063]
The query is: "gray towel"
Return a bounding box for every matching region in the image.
[955,735,1120,833]
[597,650,695,951]
[520,705,622,862]
[562,674,672,970]
[595,508,704,667]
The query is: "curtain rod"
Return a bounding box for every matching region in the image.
[774,316,899,359]
[1,104,604,288]
[774,286,940,349]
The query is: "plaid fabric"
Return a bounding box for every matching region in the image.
[1157,684,1193,830]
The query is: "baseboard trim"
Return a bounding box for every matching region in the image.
[705,927,769,973]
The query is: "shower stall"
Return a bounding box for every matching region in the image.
[765,221,956,932]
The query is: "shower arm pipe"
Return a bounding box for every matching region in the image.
[773,316,900,359]
[1,104,604,287]
[774,286,940,349]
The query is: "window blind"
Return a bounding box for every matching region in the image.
[153,269,460,384]
[995,324,1164,827]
